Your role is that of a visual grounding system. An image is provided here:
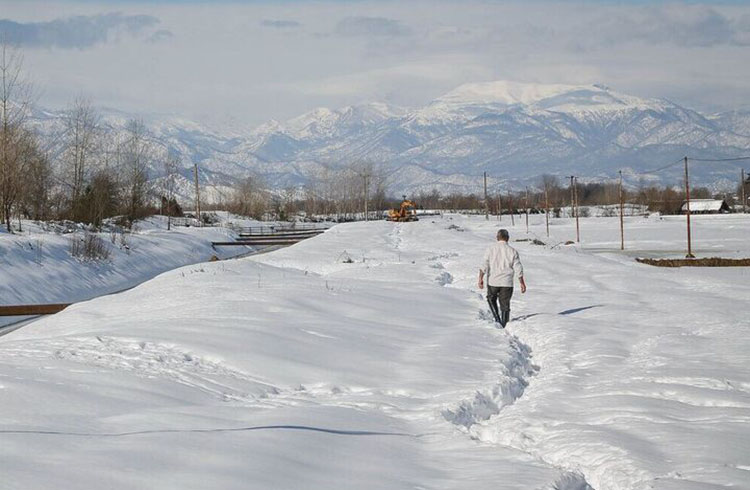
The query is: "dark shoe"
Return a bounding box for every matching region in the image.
[500,310,510,328]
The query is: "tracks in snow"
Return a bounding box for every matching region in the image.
[434,250,597,490]
[442,334,535,428]
[3,336,279,402]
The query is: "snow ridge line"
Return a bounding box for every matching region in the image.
[0,425,419,438]
[3,336,280,402]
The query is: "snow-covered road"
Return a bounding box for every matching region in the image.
[2,214,749,489]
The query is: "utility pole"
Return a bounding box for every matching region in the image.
[574,177,580,242]
[363,172,369,222]
[508,191,515,226]
[742,169,746,214]
[484,172,489,220]
[544,182,550,238]
[619,170,625,250]
[525,186,529,234]
[684,156,694,258]
[569,176,575,219]
[498,191,503,222]
[193,163,201,227]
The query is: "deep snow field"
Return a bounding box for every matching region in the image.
[1,213,749,490]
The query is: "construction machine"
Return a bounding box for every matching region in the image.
[387,197,418,222]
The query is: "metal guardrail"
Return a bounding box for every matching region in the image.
[168,217,202,227]
[234,223,331,236]
[214,225,329,247]
[213,239,307,246]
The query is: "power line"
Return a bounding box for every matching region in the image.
[636,158,685,175]
[689,156,750,163]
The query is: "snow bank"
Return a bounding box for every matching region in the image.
[0,218,252,326]
[1,213,749,489]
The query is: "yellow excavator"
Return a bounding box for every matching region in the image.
[387,197,418,222]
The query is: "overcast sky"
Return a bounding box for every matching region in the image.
[2,0,750,128]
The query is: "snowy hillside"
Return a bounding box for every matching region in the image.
[0,216,255,328]
[2,214,749,489]
[29,82,750,196]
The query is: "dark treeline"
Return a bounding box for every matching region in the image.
[409,175,731,216]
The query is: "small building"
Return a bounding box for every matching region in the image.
[680,199,730,214]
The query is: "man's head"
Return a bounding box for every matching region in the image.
[497,229,510,242]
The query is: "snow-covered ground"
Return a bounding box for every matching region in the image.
[1,214,749,489]
[0,216,254,327]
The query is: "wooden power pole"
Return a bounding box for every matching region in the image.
[525,186,529,234]
[742,169,747,214]
[193,163,201,227]
[498,191,503,222]
[684,156,694,258]
[569,176,575,220]
[573,177,581,243]
[484,172,489,220]
[544,183,550,238]
[619,170,625,250]
[363,173,369,222]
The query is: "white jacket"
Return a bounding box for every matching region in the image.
[481,241,524,287]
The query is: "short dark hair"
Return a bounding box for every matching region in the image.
[497,229,510,241]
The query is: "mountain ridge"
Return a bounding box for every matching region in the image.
[29,80,750,197]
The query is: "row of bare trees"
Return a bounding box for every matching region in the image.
[226,162,390,221]
[0,43,187,232]
[412,174,722,216]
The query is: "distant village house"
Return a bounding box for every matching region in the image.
[681,199,730,214]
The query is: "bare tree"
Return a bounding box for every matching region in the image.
[86,167,120,226]
[21,138,52,221]
[120,119,152,222]
[0,40,32,231]
[162,151,180,230]
[61,96,99,219]
[230,174,269,220]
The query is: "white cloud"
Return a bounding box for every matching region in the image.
[0,12,165,49]
[2,1,749,126]
[334,16,412,37]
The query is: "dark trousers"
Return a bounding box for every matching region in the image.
[487,286,513,326]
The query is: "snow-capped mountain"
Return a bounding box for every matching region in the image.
[31,81,750,197]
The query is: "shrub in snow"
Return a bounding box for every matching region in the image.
[70,232,111,262]
[335,250,354,263]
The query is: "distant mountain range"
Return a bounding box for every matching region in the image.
[30,81,750,199]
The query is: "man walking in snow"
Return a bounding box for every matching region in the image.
[478,229,526,327]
